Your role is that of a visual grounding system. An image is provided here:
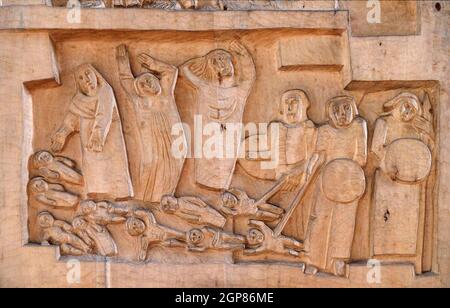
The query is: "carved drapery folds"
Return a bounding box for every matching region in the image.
[26,31,437,278]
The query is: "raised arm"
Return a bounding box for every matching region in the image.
[179,58,208,88]
[115,44,136,96]
[138,53,178,96]
[229,40,256,89]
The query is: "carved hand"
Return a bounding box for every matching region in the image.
[51,130,67,153]
[87,129,104,152]
[138,53,155,71]
[229,40,249,57]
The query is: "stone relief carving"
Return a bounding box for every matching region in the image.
[371,92,434,260]
[180,40,256,190]
[126,208,186,261]
[160,195,226,228]
[302,95,367,277]
[245,220,303,257]
[220,188,284,223]
[116,45,185,203]
[30,151,83,186]
[51,64,133,201]
[186,227,245,252]
[38,212,92,256]
[25,31,438,279]
[28,177,80,209]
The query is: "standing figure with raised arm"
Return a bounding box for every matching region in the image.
[116,44,186,203]
[180,40,256,190]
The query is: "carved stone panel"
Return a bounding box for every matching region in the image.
[0,1,448,288]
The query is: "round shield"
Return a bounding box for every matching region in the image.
[383,138,432,183]
[321,159,366,203]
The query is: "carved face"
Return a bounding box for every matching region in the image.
[208,50,234,79]
[397,98,419,122]
[161,195,179,213]
[72,217,88,230]
[221,191,238,209]
[135,73,161,97]
[30,178,48,193]
[80,200,97,215]
[329,98,355,128]
[126,217,146,237]
[188,229,205,245]
[34,151,53,167]
[38,212,54,228]
[247,228,264,246]
[76,66,98,97]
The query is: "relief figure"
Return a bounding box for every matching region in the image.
[38,212,91,256]
[180,40,256,190]
[371,92,434,260]
[28,177,80,209]
[160,195,226,228]
[116,45,185,203]
[303,95,368,276]
[126,209,186,261]
[30,151,83,186]
[186,227,245,252]
[239,89,317,183]
[51,64,133,200]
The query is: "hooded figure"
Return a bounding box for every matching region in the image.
[371,92,434,266]
[51,64,133,200]
[303,95,368,277]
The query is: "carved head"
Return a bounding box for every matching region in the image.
[384,92,421,122]
[28,177,49,193]
[75,64,99,97]
[135,73,162,97]
[327,95,358,128]
[190,49,234,83]
[72,216,88,231]
[207,50,234,79]
[79,200,97,215]
[247,228,265,247]
[187,228,205,245]
[221,191,239,209]
[32,151,54,168]
[280,90,310,125]
[38,212,55,228]
[126,217,146,237]
[160,195,179,213]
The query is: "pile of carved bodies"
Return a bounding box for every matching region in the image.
[28,40,435,278]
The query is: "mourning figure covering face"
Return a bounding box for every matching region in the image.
[135,73,162,97]
[76,66,98,97]
[208,50,234,80]
[393,96,419,122]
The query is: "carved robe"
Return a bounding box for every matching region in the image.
[371,115,432,256]
[304,117,367,273]
[181,49,255,190]
[67,83,133,200]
